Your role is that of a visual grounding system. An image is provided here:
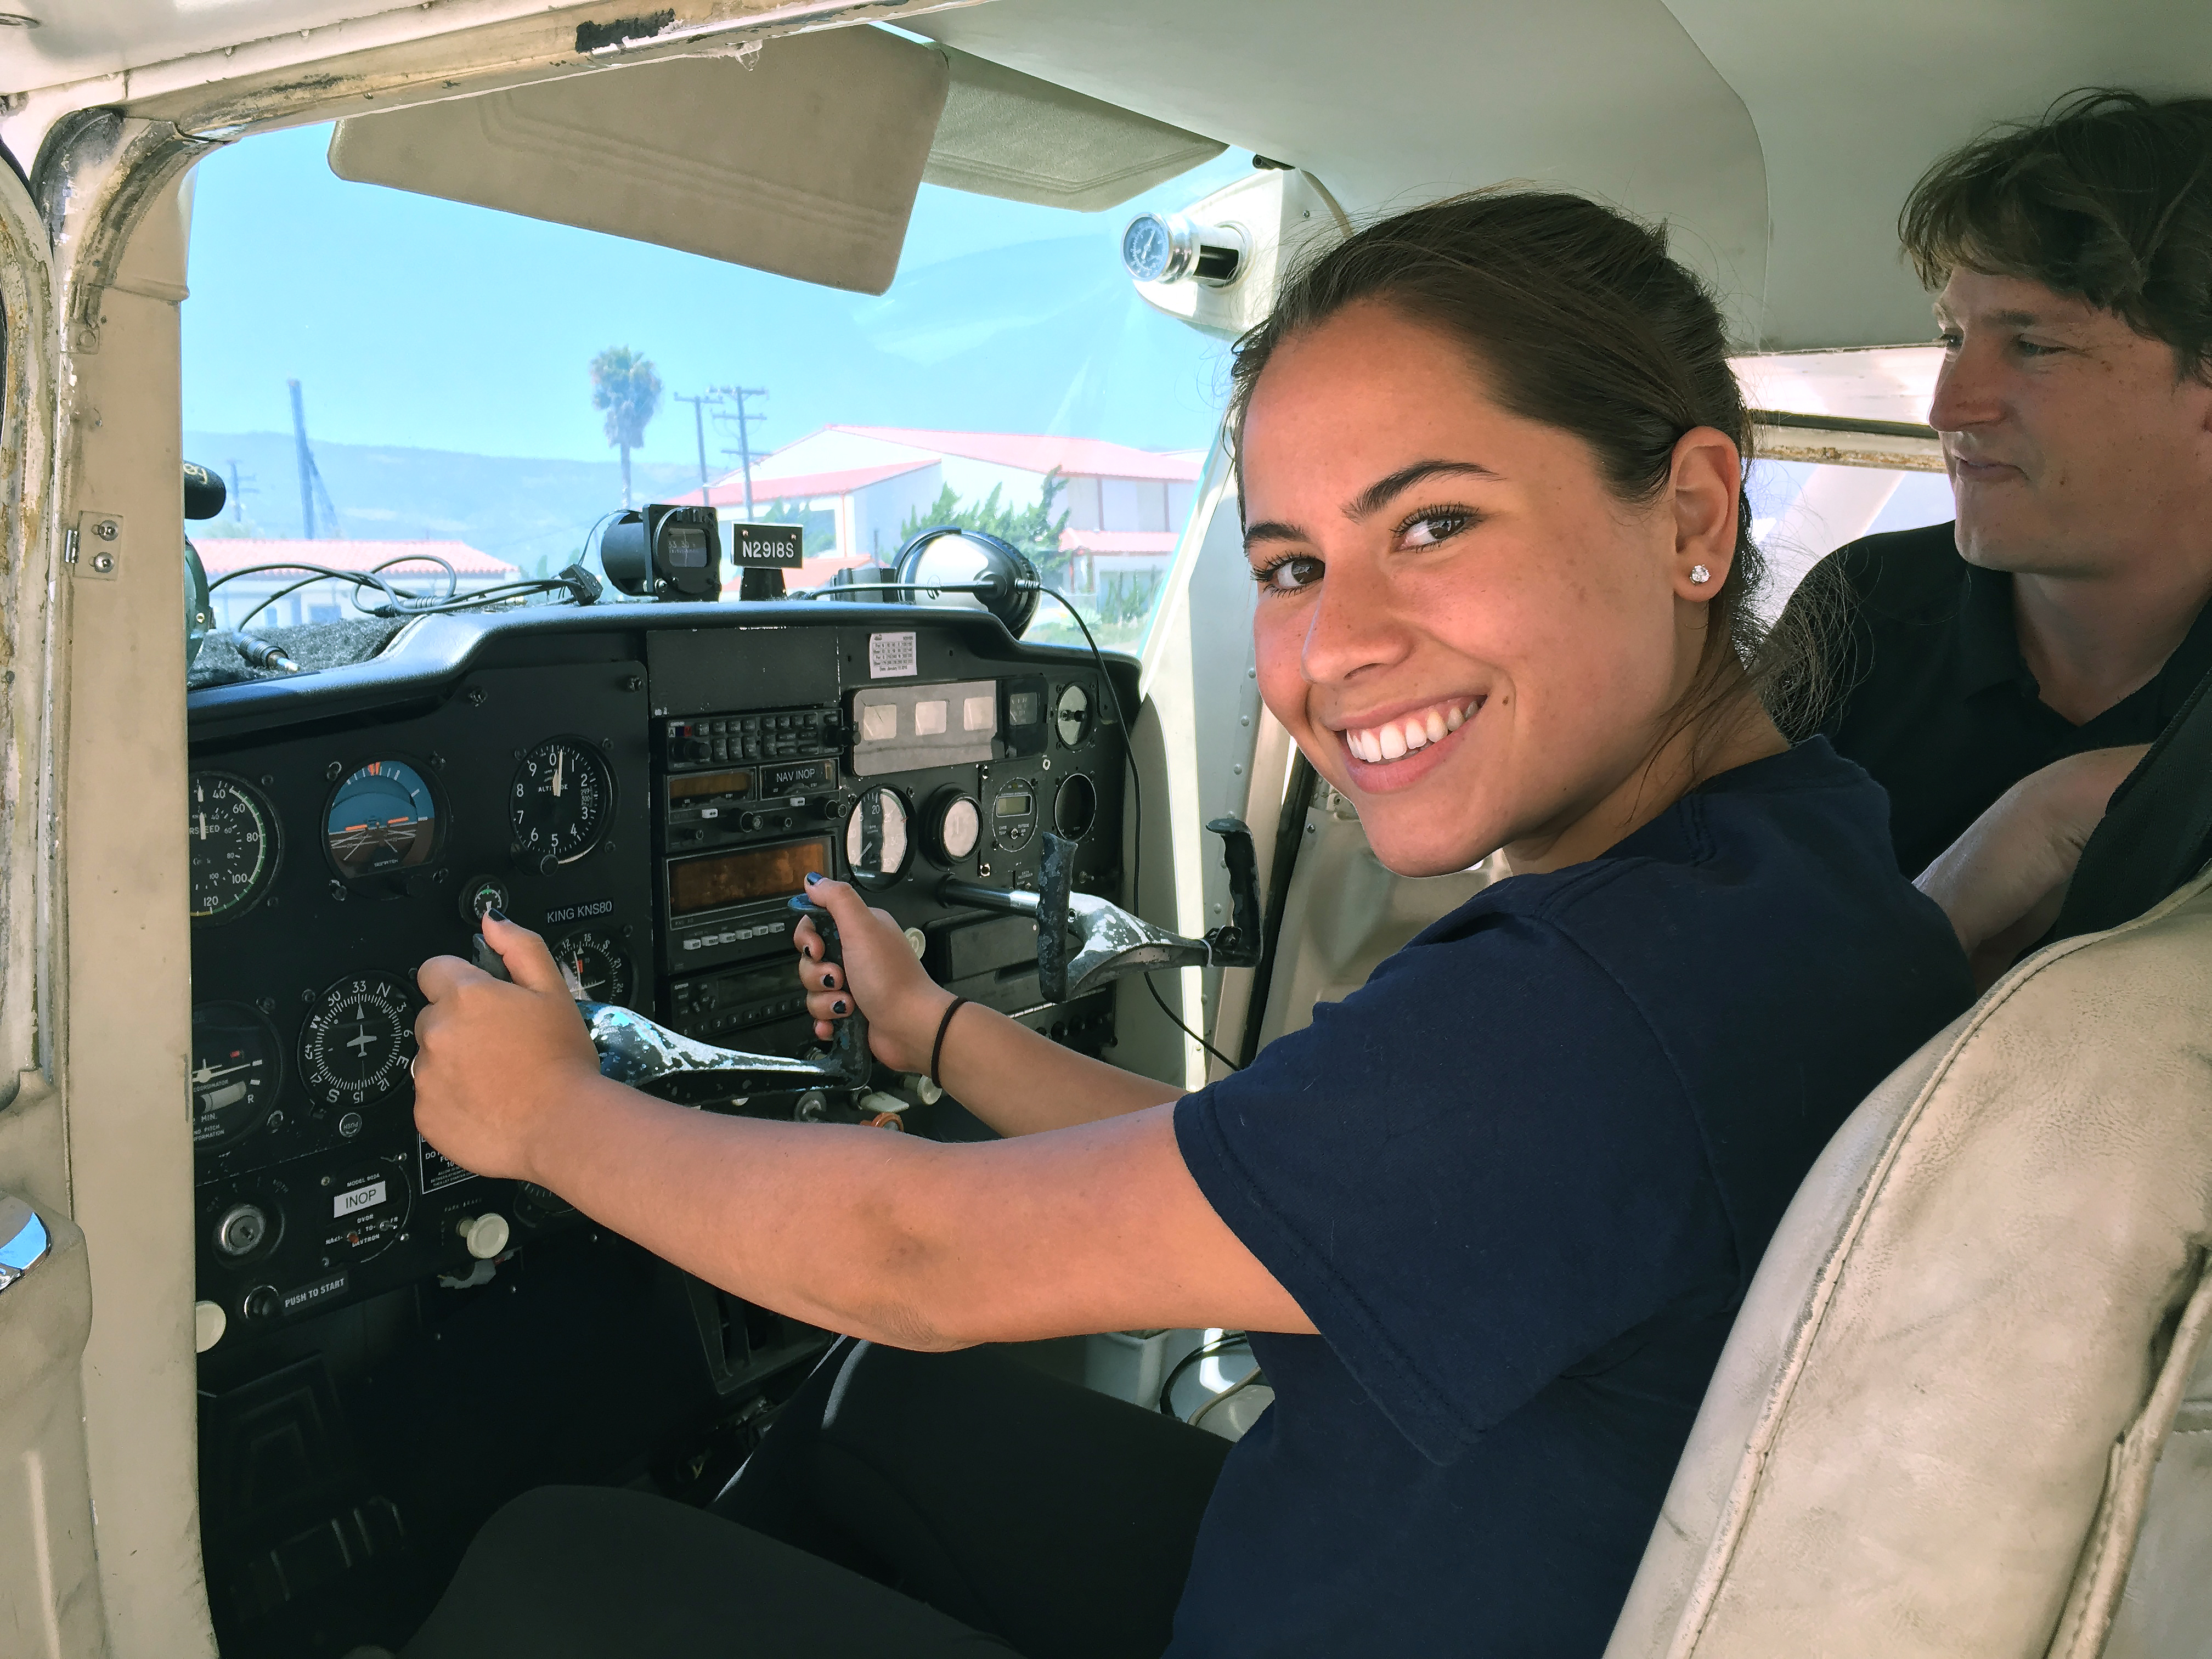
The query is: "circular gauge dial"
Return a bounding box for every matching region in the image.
[190,1002,284,1147]
[1121,213,1172,282]
[326,760,439,876]
[511,738,613,865]
[300,972,419,1109]
[926,791,981,864]
[188,772,280,922]
[319,1154,411,1262]
[553,928,634,1006]
[1054,684,1093,749]
[1054,774,1098,841]
[845,786,912,887]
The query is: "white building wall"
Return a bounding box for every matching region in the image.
[852,464,946,561]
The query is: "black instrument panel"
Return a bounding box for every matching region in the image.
[187,607,1133,1345]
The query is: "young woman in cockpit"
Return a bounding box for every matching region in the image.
[400,190,1975,1658]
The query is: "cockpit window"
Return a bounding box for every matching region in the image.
[182,124,1250,672]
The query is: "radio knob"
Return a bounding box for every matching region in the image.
[673,736,711,764]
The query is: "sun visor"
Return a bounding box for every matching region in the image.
[326,27,950,296]
[922,47,1226,212]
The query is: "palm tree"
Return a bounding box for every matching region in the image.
[589,346,663,507]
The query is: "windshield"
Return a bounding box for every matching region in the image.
[182,122,1251,665]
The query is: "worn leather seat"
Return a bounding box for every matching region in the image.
[1604,860,2212,1658]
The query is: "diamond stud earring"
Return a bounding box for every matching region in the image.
[1689,565,1712,585]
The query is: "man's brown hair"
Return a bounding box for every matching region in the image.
[1900,88,2212,377]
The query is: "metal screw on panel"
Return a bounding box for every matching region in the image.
[326,761,343,780]
[259,775,275,787]
[257,996,276,1015]
[623,676,643,693]
[430,752,446,769]
[90,552,114,574]
[92,519,118,541]
[467,686,486,707]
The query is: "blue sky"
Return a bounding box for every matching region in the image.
[182,125,1254,463]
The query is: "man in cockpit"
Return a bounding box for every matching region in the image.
[1784,89,2212,882]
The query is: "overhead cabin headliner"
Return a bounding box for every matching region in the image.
[10,0,2212,349]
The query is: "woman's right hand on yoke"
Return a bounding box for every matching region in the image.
[792,874,952,1074]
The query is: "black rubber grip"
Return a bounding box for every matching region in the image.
[787,893,872,1086]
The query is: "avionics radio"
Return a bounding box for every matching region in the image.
[659,706,846,971]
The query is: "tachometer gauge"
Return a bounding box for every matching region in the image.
[190,1002,283,1147]
[552,928,634,1006]
[300,972,419,1109]
[188,772,280,922]
[923,789,981,866]
[511,738,613,866]
[326,759,439,876]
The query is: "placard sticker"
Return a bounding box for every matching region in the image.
[868,632,918,679]
[334,1180,387,1219]
[962,695,996,732]
[860,703,899,742]
[913,700,947,736]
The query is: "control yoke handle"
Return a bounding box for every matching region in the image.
[938,817,1265,1003]
[570,892,873,1101]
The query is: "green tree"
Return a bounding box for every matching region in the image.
[589,346,663,508]
[896,470,1070,574]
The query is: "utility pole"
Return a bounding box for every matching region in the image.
[225,459,258,523]
[289,379,316,539]
[712,386,768,518]
[673,391,726,505]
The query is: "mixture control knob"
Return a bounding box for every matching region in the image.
[456,1212,511,1260]
[215,1203,268,1257]
[242,1285,281,1321]
[194,1299,228,1353]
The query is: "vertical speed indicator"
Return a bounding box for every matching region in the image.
[511,738,613,867]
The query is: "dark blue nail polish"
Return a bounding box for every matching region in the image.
[486,906,511,924]
[832,1000,848,1014]
[823,973,838,990]
[805,872,821,885]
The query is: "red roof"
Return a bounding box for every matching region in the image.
[192,538,519,577]
[775,427,1205,483]
[707,459,934,509]
[1060,529,1182,555]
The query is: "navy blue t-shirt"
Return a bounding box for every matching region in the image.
[1169,738,1973,1657]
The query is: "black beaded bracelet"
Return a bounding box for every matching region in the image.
[929,996,970,1092]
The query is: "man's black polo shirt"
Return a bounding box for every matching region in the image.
[1783,521,2212,876]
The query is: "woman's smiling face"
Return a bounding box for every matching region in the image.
[1240,301,1745,877]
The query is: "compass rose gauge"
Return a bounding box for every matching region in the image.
[325,759,440,877]
[300,972,420,1109]
[552,928,634,1007]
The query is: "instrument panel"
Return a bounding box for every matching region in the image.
[187,611,1132,1348]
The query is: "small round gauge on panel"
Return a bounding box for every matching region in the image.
[319,1154,411,1262]
[845,786,913,889]
[1053,683,1094,750]
[188,772,281,923]
[300,972,419,1110]
[190,1001,284,1148]
[511,738,613,867]
[552,929,634,1007]
[1053,774,1098,842]
[990,780,1039,852]
[326,759,440,877]
[923,789,981,866]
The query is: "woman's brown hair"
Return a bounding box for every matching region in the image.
[1226,188,1821,741]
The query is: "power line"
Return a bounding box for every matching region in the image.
[709,386,768,518]
[224,459,259,523]
[673,391,727,506]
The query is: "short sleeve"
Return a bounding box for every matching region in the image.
[1175,910,1734,1464]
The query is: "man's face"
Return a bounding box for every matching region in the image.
[1930,270,2212,577]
